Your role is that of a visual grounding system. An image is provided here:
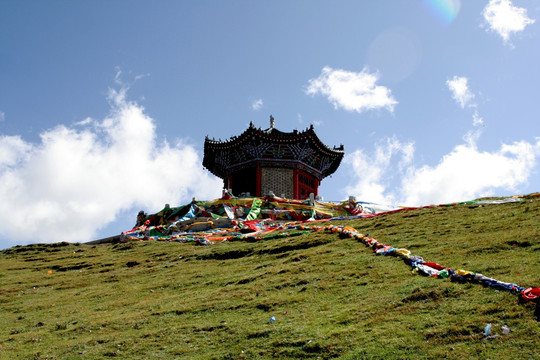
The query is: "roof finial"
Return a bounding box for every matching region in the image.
[270,115,275,129]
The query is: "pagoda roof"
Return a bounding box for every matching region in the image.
[203,121,344,180]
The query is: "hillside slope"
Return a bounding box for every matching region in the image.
[1,197,539,359]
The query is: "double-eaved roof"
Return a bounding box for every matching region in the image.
[203,121,344,180]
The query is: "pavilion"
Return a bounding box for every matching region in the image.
[202,116,344,199]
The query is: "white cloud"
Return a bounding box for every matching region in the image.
[345,137,414,205]
[401,139,540,205]
[0,111,5,122]
[0,86,222,245]
[447,75,475,108]
[472,111,484,127]
[306,66,398,113]
[251,98,263,110]
[75,117,93,126]
[0,135,31,167]
[345,136,540,206]
[355,76,540,207]
[482,0,535,43]
[447,76,486,133]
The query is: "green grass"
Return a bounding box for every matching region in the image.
[1,197,539,359]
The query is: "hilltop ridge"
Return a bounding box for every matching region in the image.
[1,196,539,359]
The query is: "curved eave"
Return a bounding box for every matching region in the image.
[321,154,344,179]
[203,124,345,180]
[202,140,228,179]
[205,125,344,156]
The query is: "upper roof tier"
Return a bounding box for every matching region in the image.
[203,120,344,180]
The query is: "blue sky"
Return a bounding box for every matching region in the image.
[1,0,539,248]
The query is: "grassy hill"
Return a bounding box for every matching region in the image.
[1,196,539,359]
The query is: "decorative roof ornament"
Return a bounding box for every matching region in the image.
[270,115,275,129]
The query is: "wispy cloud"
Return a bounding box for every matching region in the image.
[306,66,398,114]
[447,75,485,143]
[0,84,222,245]
[447,75,475,109]
[345,137,414,205]
[472,112,484,127]
[482,0,535,43]
[0,111,5,122]
[251,98,263,111]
